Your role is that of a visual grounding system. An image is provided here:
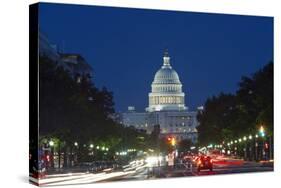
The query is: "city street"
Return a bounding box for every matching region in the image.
[35,157,273,186]
[111,160,273,181]
[28,4,274,187]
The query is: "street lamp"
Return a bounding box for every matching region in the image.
[96,146,100,150]
[259,126,265,137]
[248,135,252,140]
[49,140,54,147]
[259,126,266,160]
[90,144,94,149]
[243,136,247,141]
[48,140,55,168]
[74,142,78,147]
[239,138,242,143]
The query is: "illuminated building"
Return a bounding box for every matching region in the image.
[122,50,198,143]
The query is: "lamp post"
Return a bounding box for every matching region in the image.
[49,140,55,168]
[243,136,247,160]
[89,144,95,161]
[73,142,78,166]
[247,135,252,161]
[254,134,258,161]
[259,126,266,160]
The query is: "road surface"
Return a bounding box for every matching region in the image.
[34,160,273,186]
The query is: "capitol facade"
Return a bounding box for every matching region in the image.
[122,51,198,143]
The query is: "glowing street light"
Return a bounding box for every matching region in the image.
[49,140,54,147]
[234,140,238,143]
[248,135,252,140]
[96,146,100,150]
[120,151,127,156]
[243,136,247,141]
[255,134,259,138]
[74,142,78,146]
[259,126,265,137]
[239,138,242,142]
[90,144,94,149]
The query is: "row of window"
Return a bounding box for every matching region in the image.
[149,96,184,105]
[152,85,180,92]
[169,122,193,127]
[162,127,194,133]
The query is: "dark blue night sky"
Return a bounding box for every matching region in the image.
[39,3,273,112]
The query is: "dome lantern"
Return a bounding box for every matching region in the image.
[162,49,171,68]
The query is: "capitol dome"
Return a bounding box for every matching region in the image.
[146,50,187,112]
[153,68,181,84]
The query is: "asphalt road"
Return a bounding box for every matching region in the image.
[106,162,273,181]
[37,161,273,186]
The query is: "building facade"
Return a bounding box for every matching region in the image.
[122,51,198,143]
[39,31,93,82]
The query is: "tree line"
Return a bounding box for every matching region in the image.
[197,62,273,146]
[39,56,150,166]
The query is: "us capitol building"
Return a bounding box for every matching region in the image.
[121,50,199,143]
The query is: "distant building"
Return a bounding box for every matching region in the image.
[122,109,149,132]
[39,31,60,62]
[60,53,93,82]
[39,31,93,82]
[122,50,199,143]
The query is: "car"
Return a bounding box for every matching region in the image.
[196,156,213,172]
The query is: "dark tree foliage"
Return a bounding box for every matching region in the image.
[178,139,193,152]
[197,93,237,145]
[197,62,273,145]
[39,56,148,162]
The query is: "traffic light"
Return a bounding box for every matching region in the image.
[167,137,176,146]
[171,137,176,146]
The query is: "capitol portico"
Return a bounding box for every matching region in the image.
[122,50,199,143]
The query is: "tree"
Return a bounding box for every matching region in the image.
[197,93,236,145]
[197,61,273,145]
[178,139,192,152]
[39,56,149,164]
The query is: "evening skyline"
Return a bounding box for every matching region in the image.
[39,3,273,112]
